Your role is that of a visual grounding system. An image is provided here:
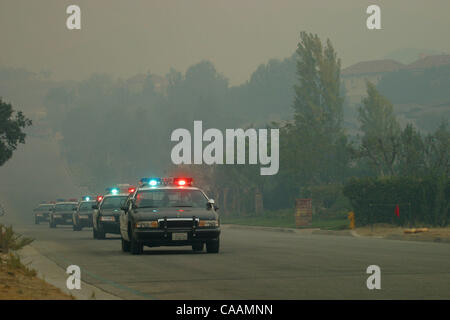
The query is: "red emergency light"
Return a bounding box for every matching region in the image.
[128,187,136,194]
[174,177,193,186]
[96,195,103,202]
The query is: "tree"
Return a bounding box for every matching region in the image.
[0,98,32,166]
[397,123,425,176]
[280,31,349,189]
[424,120,450,177]
[358,82,401,176]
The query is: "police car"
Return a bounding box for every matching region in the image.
[119,177,220,255]
[72,196,96,231]
[49,200,78,228]
[33,202,54,224]
[92,186,134,239]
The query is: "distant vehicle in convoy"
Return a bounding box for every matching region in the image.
[92,192,129,239]
[119,177,220,255]
[33,203,54,224]
[73,196,96,231]
[49,201,77,228]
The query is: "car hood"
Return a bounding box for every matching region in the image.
[101,208,122,215]
[133,207,216,221]
[53,210,73,215]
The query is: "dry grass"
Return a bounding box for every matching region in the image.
[0,253,74,300]
[355,223,450,241]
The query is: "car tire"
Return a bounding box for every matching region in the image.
[130,232,143,255]
[49,219,56,228]
[35,217,39,225]
[206,239,220,253]
[97,227,106,239]
[121,238,130,252]
[192,242,204,252]
[93,227,97,239]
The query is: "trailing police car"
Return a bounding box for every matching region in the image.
[119,177,220,255]
[33,202,54,224]
[49,200,78,228]
[72,196,96,231]
[92,186,133,239]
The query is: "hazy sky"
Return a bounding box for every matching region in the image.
[1,0,449,85]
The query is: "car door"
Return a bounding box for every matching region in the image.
[120,198,132,241]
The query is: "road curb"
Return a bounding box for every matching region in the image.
[222,224,353,236]
[18,244,122,300]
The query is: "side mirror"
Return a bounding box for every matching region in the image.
[207,199,218,210]
[92,204,99,210]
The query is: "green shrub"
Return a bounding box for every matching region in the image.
[343,176,449,227]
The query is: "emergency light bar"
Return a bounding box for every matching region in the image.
[105,184,133,194]
[139,177,193,187]
[96,195,103,202]
[82,196,92,201]
[139,178,161,187]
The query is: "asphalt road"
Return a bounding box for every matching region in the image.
[6,219,450,300]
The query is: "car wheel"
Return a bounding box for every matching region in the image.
[130,232,143,255]
[206,239,220,253]
[192,242,204,252]
[97,226,106,239]
[121,238,130,252]
[93,227,97,239]
[35,217,39,225]
[49,219,56,228]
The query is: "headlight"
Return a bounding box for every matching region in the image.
[53,214,62,218]
[198,220,219,228]
[100,216,115,222]
[135,221,158,228]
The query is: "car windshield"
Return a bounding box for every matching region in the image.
[101,196,127,209]
[37,205,52,211]
[135,189,208,208]
[55,204,76,211]
[79,201,95,211]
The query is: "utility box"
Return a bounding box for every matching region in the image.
[295,199,312,227]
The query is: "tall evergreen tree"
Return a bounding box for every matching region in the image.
[358,81,401,176]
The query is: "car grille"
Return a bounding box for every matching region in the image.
[158,218,198,229]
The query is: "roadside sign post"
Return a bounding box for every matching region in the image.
[295,199,312,227]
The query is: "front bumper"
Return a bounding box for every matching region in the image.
[35,213,49,221]
[99,221,120,234]
[134,227,220,246]
[52,214,73,225]
[77,215,93,227]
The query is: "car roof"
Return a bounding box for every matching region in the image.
[79,200,96,203]
[38,203,53,206]
[102,193,129,198]
[138,186,201,191]
[55,202,78,205]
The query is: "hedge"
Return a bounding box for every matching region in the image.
[343,176,449,227]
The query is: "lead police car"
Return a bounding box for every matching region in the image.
[119,177,220,255]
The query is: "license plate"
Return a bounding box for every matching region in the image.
[172,233,188,241]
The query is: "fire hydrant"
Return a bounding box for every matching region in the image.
[348,211,355,230]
